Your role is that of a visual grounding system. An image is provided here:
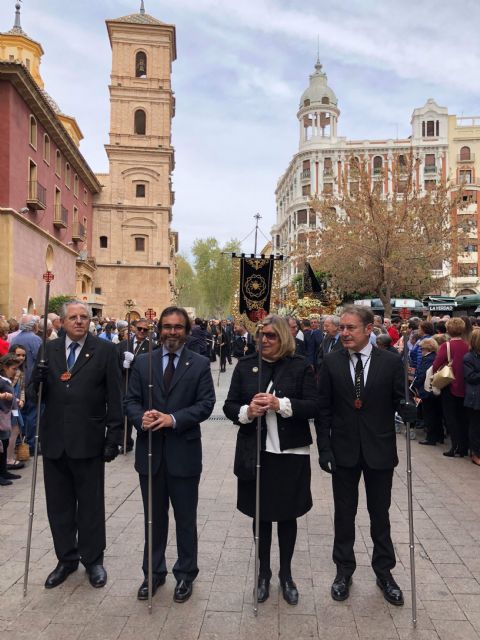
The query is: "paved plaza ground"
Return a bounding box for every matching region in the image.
[2,361,480,639]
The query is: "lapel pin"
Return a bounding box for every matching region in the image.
[85,354,90,358]
[186,361,190,365]
[252,367,258,373]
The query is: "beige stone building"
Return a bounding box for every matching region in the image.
[93,4,178,320]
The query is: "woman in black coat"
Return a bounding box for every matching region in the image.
[463,330,480,465]
[223,315,318,606]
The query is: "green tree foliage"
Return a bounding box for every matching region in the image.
[175,239,241,317]
[48,294,75,315]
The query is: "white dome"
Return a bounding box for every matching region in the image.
[300,60,338,108]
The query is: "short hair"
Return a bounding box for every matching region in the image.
[285,315,300,330]
[470,329,480,353]
[7,318,19,333]
[135,318,149,326]
[391,316,401,324]
[435,321,447,334]
[376,333,393,347]
[420,337,438,353]
[0,353,21,372]
[259,314,295,359]
[159,306,191,334]
[323,315,340,327]
[301,319,311,328]
[420,321,434,336]
[446,317,465,338]
[343,305,374,327]
[408,318,420,330]
[59,300,92,320]
[19,314,39,331]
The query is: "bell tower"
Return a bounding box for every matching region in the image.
[93,2,178,318]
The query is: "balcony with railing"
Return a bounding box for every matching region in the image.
[424,165,437,174]
[26,181,47,210]
[301,169,311,180]
[72,221,86,241]
[53,204,68,229]
[323,167,333,178]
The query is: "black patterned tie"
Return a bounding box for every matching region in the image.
[163,353,176,391]
[354,353,364,399]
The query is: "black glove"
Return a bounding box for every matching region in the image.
[35,361,49,384]
[319,449,337,474]
[102,442,118,463]
[398,399,417,425]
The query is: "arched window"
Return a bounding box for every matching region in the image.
[460,146,471,161]
[29,115,37,148]
[43,134,50,164]
[65,163,71,188]
[100,236,108,248]
[74,174,79,197]
[134,109,146,135]
[135,51,147,78]
[373,156,383,173]
[55,150,61,177]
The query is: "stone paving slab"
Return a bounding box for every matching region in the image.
[1,361,480,638]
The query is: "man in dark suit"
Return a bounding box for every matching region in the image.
[35,301,122,589]
[125,306,215,603]
[117,318,154,452]
[315,305,415,606]
[316,315,342,370]
[286,316,306,357]
[232,322,255,359]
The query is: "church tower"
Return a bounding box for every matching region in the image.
[93,1,177,319]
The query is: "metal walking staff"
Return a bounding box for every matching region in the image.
[23,246,54,597]
[145,308,156,613]
[401,317,417,626]
[123,299,135,455]
[253,322,264,615]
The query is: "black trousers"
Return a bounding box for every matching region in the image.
[43,454,105,567]
[0,437,8,476]
[441,387,468,452]
[422,395,444,443]
[467,408,480,456]
[332,462,395,578]
[139,456,200,582]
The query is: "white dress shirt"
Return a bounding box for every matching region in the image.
[347,341,373,385]
[65,335,87,367]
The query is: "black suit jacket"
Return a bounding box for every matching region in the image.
[316,334,343,368]
[315,347,404,470]
[117,337,155,377]
[223,353,318,451]
[38,334,123,459]
[124,347,215,477]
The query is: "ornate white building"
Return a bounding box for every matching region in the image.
[272,58,480,296]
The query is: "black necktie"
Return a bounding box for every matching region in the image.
[354,353,364,399]
[163,353,176,391]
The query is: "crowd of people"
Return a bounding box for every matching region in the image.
[0,301,479,610]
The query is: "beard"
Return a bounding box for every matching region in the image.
[162,335,185,351]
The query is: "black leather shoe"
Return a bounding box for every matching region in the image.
[419,440,436,446]
[280,577,298,605]
[331,574,352,601]
[257,577,270,603]
[443,447,456,457]
[137,575,166,600]
[174,579,193,603]
[86,564,107,588]
[376,575,404,606]
[45,562,78,589]
[1,471,21,479]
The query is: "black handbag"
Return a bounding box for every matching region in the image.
[233,430,257,481]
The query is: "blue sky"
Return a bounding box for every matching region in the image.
[7,0,480,255]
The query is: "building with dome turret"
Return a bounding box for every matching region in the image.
[273,58,480,298]
[0,2,101,317]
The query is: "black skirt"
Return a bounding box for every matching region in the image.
[237,450,312,522]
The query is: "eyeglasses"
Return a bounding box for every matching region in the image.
[261,331,278,341]
[67,315,89,322]
[161,324,185,332]
[136,327,148,332]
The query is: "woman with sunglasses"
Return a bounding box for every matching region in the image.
[223,314,318,605]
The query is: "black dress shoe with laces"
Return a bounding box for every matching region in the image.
[174,579,193,603]
[86,564,107,588]
[280,577,298,605]
[257,577,270,603]
[331,574,352,601]
[137,575,166,600]
[376,575,404,606]
[45,562,78,589]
